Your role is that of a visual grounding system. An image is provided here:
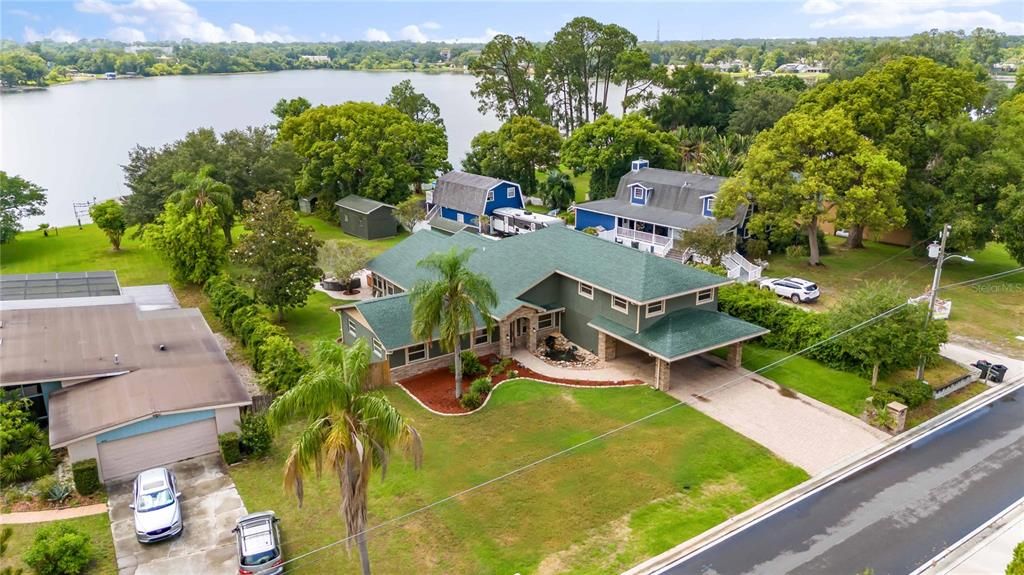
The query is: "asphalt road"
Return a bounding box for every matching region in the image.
[659,384,1024,575]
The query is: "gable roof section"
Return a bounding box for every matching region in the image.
[575,168,746,232]
[366,226,728,320]
[335,195,393,214]
[433,171,507,215]
[350,294,488,350]
[428,214,477,235]
[589,308,768,362]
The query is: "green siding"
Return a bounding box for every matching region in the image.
[339,206,398,240]
[637,287,719,331]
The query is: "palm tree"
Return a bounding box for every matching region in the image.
[169,164,235,243]
[676,126,718,172]
[539,169,576,211]
[410,248,498,399]
[267,338,422,575]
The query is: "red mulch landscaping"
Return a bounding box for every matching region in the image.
[396,355,644,414]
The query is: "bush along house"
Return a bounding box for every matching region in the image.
[573,159,762,282]
[425,171,563,236]
[333,226,768,391]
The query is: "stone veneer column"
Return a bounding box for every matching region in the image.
[499,320,512,358]
[654,358,672,391]
[727,343,743,369]
[597,332,618,361]
[528,315,539,352]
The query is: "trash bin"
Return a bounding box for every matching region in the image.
[988,364,1008,383]
[974,360,991,380]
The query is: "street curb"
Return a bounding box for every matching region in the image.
[623,375,1024,575]
[910,494,1024,574]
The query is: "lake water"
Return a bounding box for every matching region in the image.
[1,70,503,227]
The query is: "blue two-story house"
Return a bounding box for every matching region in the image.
[574,159,749,258]
[427,171,524,230]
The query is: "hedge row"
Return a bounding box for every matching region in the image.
[204,275,307,393]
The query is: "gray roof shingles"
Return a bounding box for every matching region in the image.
[432,171,507,215]
[334,195,392,214]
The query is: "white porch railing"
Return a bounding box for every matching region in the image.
[722,251,762,283]
[616,226,672,247]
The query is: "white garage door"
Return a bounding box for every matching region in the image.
[98,418,218,481]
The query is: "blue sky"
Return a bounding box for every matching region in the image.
[4,0,1023,44]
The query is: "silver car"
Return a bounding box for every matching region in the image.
[130,467,183,543]
[233,511,284,575]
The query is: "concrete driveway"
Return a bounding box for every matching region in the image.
[665,354,888,475]
[108,454,247,575]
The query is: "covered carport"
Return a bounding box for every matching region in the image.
[588,308,768,391]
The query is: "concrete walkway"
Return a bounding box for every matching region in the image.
[941,342,1023,380]
[0,503,108,525]
[512,349,651,382]
[665,354,889,475]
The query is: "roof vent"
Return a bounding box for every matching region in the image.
[159,344,167,351]
[114,353,120,365]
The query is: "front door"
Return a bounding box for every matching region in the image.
[512,317,530,349]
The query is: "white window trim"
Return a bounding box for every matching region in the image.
[645,300,665,318]
[632,186,646,201]
[537,313,553,329]
[696,288,714,304]
[486,189,494,202]
[406,343,427,363]
[372,338,387,359]
[578,282,594,300]
[507,186,516,199]
[474,329,489,345]
[347,318,358,338]
[611,295,629,314]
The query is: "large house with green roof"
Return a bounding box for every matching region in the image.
[334,226,768,390]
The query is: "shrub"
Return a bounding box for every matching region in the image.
[46,482,72,504]
[459,390,483,410]
[205,275,254,325]
[887,379,933,409]
[785,244,808,258]
[0,395,55,483]
[230,305,262,340]
[744,238,770,261]
[1007,541,1024,575]
[770,227,830,256]
[451,351,486,378]
[489,358,513,378]
[239,413,272,458]
[582,226,598,235]
[248,322,287,369]
[32,475,57,496]
[71,459,100,496]
[219,433,242,464]
[256,336,306,392]
[24,523,94,575]
[469,377,492,396]
[870,391,899,410]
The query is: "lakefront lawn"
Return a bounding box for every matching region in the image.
[229,380,807,574]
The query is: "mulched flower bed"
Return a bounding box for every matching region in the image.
[396,355,645,415]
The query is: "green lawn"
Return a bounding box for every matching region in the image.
[275,291,353,352]
[298,214,408,256]
[230,380,806,574]
[738,344,873,416]
[905,382,988,429]
[0,515,117,575]
[766,236,1024,354]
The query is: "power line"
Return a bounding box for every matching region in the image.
[278,266,1023,573]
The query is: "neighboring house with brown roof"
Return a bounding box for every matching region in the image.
[0,272,250,481]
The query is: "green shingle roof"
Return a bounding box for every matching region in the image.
[366,226,728,319]
[335,195,392,214]
[589,308,768,362]
[353,293,487,350]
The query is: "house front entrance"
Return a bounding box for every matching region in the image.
[512,317,531,349]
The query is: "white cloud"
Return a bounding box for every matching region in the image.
[74,0,297,43]
[24,26,80,43]
[9,8,41,21]
[320,32,343,42]
[399,24,429,43]
[109,26,147,42]
[438,27,502,44]
[421,21,441,30]
[802,0,1024,34]
[365,28,391,42]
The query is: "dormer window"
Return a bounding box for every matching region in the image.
[701,194,716,218]
[486,189,494,202]
[630,184,649,206]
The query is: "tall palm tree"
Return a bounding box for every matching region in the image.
[539,169,576,211]
[676,126,718,172]
[169,164,234,243]
[267,338,422,575]
[410,248,498,399]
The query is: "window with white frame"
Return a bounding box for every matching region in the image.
[578,282,594,299]
[507,186,516,198]
[406,343,427,363]
[645,300,665,317]
[611,295,629,314]
[696,288,714,304]
[632,187,645,201]
[537,313,553,329]
[347,318,358,337]
[474,329,489,345]
[486,189,494,202]
[373,338,387,358]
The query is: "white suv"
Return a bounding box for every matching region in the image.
[760,277,820,303]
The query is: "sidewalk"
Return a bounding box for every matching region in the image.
[916,496,1024,575]
[941,342,1023,378]
[0,503,108,525]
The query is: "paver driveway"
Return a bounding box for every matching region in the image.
[108,454,247,575]
[665,354,888,475]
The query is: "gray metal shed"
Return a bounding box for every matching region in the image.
[335,195,399,240]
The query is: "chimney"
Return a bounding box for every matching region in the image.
[631,158,649,173]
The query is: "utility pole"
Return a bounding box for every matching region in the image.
[917,223,950,380]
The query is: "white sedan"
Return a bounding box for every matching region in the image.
[759,277,821,303]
